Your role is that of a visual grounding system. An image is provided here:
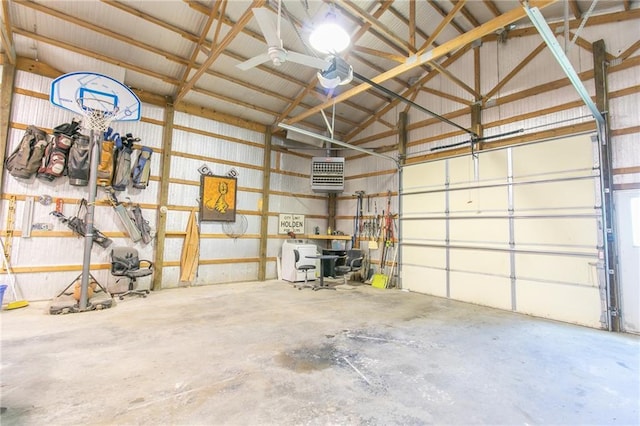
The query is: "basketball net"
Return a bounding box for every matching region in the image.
[76,99,119,132]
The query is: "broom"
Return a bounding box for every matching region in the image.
[0,239,29,310]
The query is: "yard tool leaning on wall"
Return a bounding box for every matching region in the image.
[180,208,200,283]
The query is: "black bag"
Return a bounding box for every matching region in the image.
[5,125,49,179]
[67,134,91,186]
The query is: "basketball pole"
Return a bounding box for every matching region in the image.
[78,127,102,310]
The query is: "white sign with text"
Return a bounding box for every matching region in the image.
[278,213,305,235]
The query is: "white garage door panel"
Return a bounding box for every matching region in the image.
[403,219,446,241]
[516,279,603,328]
[513,179,597,211]
[514,217,598,247]
[450,272,512,310]
[400,134,606,328]
[512,134,594,176]
[515,253,598,285]
[403,264,447,297]
[402,192,445,215]
[402,246,446,268]
[403,161,446,188]
[449,186,509,212]
[449,218,509,245]
[450,248,510,276]
[448,156,479,184]
[477,150,509,180]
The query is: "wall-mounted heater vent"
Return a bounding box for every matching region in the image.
[311,157,345,193]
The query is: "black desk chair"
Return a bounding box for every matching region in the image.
[335,249,364,284]
[110,247,153,299]
[293,249,316,290]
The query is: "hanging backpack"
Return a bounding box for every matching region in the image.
[5,125,49,179]
[37,120,80,182]
[67,134,91,186]
[97,128,118,187]
[131,146,153,189]
[112,133,137,191]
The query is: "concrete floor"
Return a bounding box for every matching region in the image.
[1,279,639,425]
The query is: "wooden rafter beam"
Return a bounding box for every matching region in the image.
[409,0,416,49]
[569,0,581,19]
[1,0,17,64]
[484,42,546,103]
[12,27,181,84]
[349,50,410,91]
[418,0,467,55]
[18,0,190,65]
[175,0,264,102]
[569,32,615,62]
[474,43,481,98]
[485,8,640,41]
[386,6,433,43]
[450,0,481,28]
[177,0,222,89]
[345,44,472,143]
[428,0,465,34]
[285,0,559,128]
[383,5,446,73]
[102,0,199,43]
[350,45,406,63]
[421,87,473,106]
[618,39,640,60]
[430,61,479,99]
[483,0,501,18]
[339,0,414,54]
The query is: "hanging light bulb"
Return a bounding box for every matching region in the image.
[309,9,351,54]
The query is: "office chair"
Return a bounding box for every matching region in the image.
[110,247,153,300]
[293,249,316,290]
[335,249,364,284]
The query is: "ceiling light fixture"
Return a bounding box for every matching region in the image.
[317,56,353,89]
[309,9,351,54]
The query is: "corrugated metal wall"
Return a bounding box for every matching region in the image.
[0,69,326,300]
[2,71,163,300]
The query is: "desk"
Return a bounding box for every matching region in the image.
[306,254,339,290]
[306,234,351,249]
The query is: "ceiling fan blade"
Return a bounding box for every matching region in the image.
[252,8,282,48]
[237,53,271,70]
[286,51,331,70]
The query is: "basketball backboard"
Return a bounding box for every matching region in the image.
[50,72,141,121]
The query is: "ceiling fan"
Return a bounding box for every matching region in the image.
[237,2,330,71]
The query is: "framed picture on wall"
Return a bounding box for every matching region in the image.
[200,174,237,222]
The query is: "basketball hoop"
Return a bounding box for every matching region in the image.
[49,72,142,313]
[76,99,119,132]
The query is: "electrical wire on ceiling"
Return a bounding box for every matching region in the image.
[352,70,478,138]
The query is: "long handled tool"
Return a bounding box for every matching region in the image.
[0,238,29,310]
